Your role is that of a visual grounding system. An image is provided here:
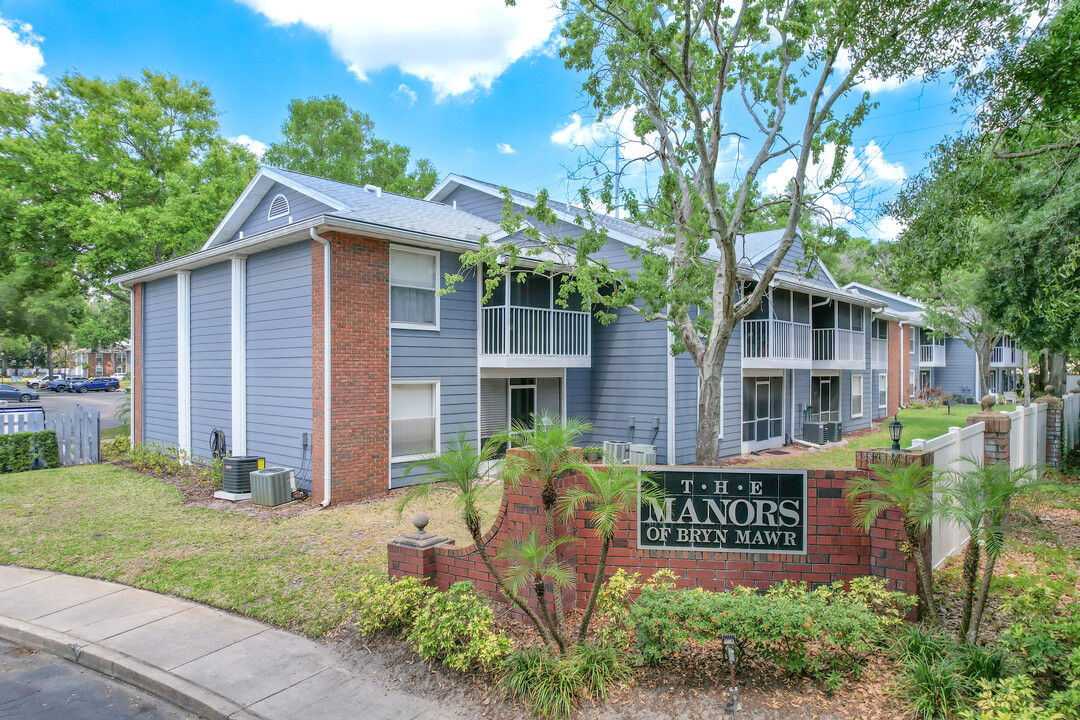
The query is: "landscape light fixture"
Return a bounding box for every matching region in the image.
[889,416,904,453]
[722,633,740,717]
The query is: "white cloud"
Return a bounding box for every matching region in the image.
[392,83,417,108]
[230,135,267,158]
[550,113,610,148]
[834,48,921,94]
[550,107,658,163]
[864,141,907,183]
[0,16,45,92]
[495,142,516,155]
[237,0,559,99]
[870,216,906,241]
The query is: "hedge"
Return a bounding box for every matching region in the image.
[0,430,61,473]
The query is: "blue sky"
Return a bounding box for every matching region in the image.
[0,0,974,240]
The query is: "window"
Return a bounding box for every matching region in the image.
[909,331,916,354]
[390,247,439,329]
[878,372,887,409]
[95,353,103,362]
[390,382,439,460]
[910,369,917,399]
[117,352,126,363]
[851,374,864,418]
[871,318,888,340]
[95,364,103,375]
[267,193,290,220]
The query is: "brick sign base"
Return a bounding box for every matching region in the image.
[389,461,927,616]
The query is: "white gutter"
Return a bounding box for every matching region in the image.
[310,228,332,508]
[898,320,906,409]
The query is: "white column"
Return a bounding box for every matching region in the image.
[176,271,191,459]
[231,257,247,456]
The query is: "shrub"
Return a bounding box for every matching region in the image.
[101,434,130,462]
[0,430,60,473]
[958,677,1064,720]
[1000,584,1080,692]
[346,574,435,636]
[630,578,914,687]
[499,643,632,720]
[591,568,678,650]
[408,581,510,672]
[106,438,223,488]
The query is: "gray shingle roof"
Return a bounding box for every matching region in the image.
[272,168,501,242]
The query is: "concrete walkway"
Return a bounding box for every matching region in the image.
[0,566,459,720]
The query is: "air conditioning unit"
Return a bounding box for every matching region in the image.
[250,467,295,507]
[602,441,630,464]
[628,444,656,466]
[803,422,826,445]
[825,422,843,443]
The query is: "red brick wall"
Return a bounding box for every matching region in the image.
[311,233,390,504]
[131,283,143,444]
[396,466,919,617]
[887,320,902,418]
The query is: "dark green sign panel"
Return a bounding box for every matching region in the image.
[638,468,807,554]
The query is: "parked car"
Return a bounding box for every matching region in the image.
[71,376,120,393]
[26,374,63,389]
[0,385,38,403]
[49,376,87,392]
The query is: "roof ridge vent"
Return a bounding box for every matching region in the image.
[363,184,382,198]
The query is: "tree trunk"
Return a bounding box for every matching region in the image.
[543,491,568,638]
[968,552,999,644]
[472,532,556,649]
[578,534,611,643]
[1023,350,1031,406]
[977,337,993,400]
[534,576,566,653]
[1049,351,1066,394]
[46,340,53,378]
[905,524,938,625]
[695,358,723,464]
[958,539,980,640]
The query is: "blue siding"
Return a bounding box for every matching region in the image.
[246,242,313,486]
[234,182,333,240]
[142,277,178,447]
[441,186,505,221]
[792,369,811,440]
[390,248,479,487]
[673,351,697,464]
[189,262,232,462]
[566,366,592,424]
[938,337,977,398]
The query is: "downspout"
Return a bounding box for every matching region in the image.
[310,228,332,507]
[898,320,906,410]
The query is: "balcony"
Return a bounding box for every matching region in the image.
[481,306,591,368]
[871,338,888,367]
[812,328,865,368]
[920,344,946,367]
[741,319,812,369]
[991,345,1020,367]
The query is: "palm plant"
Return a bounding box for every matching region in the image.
[560,463,664,643]
[497,413,594,637]
[499,530,576,653]
[957,461,1060,643]
[400,432,558,649]
[847,461,938,624]
[935,458,987,641]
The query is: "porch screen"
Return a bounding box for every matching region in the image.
[536,377,561,418]
[480,378,508,439]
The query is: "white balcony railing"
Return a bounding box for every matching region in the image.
[991,345,1020,366]
[871,338,888,367]
[742,319,812,364]
[482,306,591,359]
[920,344,946,366]
[812,328,865,366]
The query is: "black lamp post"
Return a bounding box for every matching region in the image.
[889,416,904,452]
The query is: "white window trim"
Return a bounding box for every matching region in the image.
[390,245,441,332]
[851,373,864,418]
[267,193,290,221]
[390,379,441,463]
[878,372,887,409]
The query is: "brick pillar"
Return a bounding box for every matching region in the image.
[855,448,934,598]
[389,528,454,582]
[311,233,390,505]
[131,283,144,445]
[1035,395,1064,469]
[967,410,1011,466]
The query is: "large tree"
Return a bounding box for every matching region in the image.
[262,95,438,197]
[0,70,257,301]
[465,0,1031,463]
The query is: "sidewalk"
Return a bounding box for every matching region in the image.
[0,565,461,720]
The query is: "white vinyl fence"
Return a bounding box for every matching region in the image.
[1064,393,1080,453]
[0,405,100,466]
[1007,403,1045,473]
[911,422,985,569]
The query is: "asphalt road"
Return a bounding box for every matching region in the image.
[10,387,128,430]
[0,640,201,720]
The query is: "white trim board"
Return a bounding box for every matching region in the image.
[230,257,247,456]
[176,271,191,458]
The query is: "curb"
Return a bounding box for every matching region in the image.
[0,615,265,720]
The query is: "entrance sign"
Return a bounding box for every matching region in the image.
[638,468,807,554]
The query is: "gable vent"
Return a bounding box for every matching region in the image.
[268,193,290,221]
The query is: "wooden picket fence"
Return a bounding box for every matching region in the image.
[0,405,100,466]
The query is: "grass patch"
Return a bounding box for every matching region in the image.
[742,404,1017,469]
[0,463,501,637]
[101,425,128,440]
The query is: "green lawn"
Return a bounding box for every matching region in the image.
[101,425,128,440]
[741,404,1018,469]
[0,464,501,636]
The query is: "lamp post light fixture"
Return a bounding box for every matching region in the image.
[889,416,904,452]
